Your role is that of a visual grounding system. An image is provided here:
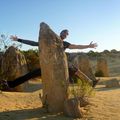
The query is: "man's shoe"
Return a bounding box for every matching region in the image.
[92,79,100,88]
[0,79,10,91]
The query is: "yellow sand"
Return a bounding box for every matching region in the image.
[0,79,120,120]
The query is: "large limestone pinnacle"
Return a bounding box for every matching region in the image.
[38,22,69,113]
[96,57,109,77]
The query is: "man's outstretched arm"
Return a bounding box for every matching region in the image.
[10,35,39,46]
[68,41,98,49]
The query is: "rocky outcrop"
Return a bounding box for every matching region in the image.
[64,98,83,118]
[96,57,109,77]
[0,52,3,79]
[105,78,119,88]
[1,46,28,91]
[39,22,69,113]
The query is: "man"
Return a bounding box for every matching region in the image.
[0,29,98,91]
[10,30,97,50]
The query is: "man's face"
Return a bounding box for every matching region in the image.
[60,32,69,40]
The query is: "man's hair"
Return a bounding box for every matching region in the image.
[60,29,69,36]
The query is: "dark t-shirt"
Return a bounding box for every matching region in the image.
[63,41,71,50]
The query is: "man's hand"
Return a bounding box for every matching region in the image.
[10,35,18,41]
[88,41,98,48]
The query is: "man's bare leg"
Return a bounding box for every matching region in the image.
[75,69,93,86]
[75,68,100,87]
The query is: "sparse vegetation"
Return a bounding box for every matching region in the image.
[95,70,104,77]
[0,34,22,52]
[21,49,39,71]
[69,78,94,98]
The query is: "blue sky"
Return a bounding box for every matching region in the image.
[0,0,120,52]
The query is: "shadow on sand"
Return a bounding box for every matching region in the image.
[95,85,120,91]
[24,82,42,92]
[0,107,75,120]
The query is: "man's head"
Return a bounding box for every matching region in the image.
[60,29,69,40]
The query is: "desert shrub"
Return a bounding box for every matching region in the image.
[87,50,101,57]
[21,49,39,71]
[95,70,104,77]
[77,79,94,97]
[110,49,118,54]
[69,78,94,98]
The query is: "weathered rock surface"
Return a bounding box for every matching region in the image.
[39,22,69,113]
[1,46,28,91]
[105,79,119,88]
[96,57,109,77]
[64,98,83,118]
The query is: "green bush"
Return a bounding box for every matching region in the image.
[69,78,94,98]
[21,49,39,71]
[95,70,104,77]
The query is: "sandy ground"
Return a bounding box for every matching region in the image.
[87,85,120,120]
[0,78,120,120]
